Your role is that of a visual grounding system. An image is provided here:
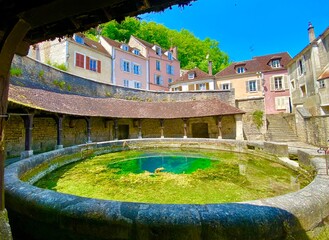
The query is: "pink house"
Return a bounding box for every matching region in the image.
[216,52,292,114]
[129,36,180,91]
[100,36,148,90]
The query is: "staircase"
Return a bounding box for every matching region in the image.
[265,114,299,142]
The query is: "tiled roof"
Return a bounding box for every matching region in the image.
[101,36,140,54]
[74,33,110,56]
[171,68,213,84]
[216,52,292,77]
[132,36,169,55]
[9,85,244,119]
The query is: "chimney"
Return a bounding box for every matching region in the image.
[171,46,178,59]
[208,61,213,76]
[308,22,316,43]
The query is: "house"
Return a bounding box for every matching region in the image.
[216,52,292,114]
[169,65,215,91]
[287,23,329,116]
[129,36,180,91]
[28,33,112,84]
[100,36,148,90]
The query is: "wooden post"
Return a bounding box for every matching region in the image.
[114,119,118,140]
[217,116,222,139]
[138,119,142,139]
[55,115,64,149]
[160,119,164,138]
[86,117,92,143]
[183,118,188,138]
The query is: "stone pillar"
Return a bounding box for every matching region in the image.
[160,119,165,138]
[138,119,142,139]
[113,119,118,140]
[21,114,34,159]
[55,115,64,149]
[85,117,92,143]
[183,118,188,139]
[235,114,244,141]
[0,19,30,238]
[217,116,222,139]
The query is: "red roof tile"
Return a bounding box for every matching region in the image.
[216,52,292,77]
[9,85,244,119]
[74,34,110,56]
[171,68,213,84]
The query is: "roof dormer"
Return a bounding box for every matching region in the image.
[153,45,162,56]
[235,64,246,74]
[188,72,195,79]
[121,44,129,51]
[269,58,281,68]
[74,34,84,44]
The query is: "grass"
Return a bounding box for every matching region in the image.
[34,148,312,204]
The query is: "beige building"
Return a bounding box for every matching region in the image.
[169,67,215,91]
[287,23,329,115]
[29,33,112,84]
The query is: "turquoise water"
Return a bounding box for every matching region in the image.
[108,154,213,174]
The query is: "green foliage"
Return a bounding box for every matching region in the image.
[53,79,66,89]
[252,110,264,129]
[47,60,68,71]
[10,67,23,77]
[94,17,230,74]
[38,70,45,79]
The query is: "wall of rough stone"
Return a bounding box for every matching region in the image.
[10,55,235,105]
[4,114,237,158]
[236,98,266,140]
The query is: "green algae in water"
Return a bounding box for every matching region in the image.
[110,155,212,174]
[34,149,312,204]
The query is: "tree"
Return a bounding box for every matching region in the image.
[89,17,230,74]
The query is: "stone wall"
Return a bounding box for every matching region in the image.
[4,139,329,240]
[10,55,235,105]
[4,115,236,158]
[236,97,266,140]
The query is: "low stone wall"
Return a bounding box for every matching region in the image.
[4,139,329,240]
[10,55,235,104]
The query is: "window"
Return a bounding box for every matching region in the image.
[133,64,141,75]
[155,46,162,56]
[74,35,84,44]
[290,79,295,89]
[297,56,306,76]
[275,97,288,110]
[319,80,326,88]
[123,79,129,87]
[168,78,173,84]
[199,83,206,90]
[154,74,163,85]
[221,83,230,90]
[121,44,129,51]
[236,66,245,74]
[133,49,140,55]
[300,85,306,97]
[246,80,258,92]
[274,76,283,90]
[188,73,195,79]
[121,60,130,72]
[156,60,161,71]
[168,52,173,60]
[89,58,97,72]
[75,53,84,68]
[271,59,281,68]
[134,81,142,89]
[166,64,174,75]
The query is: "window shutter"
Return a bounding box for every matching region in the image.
[284,76,289,89]
[120,60,124,71]
[86,56,90,70]
[229,83,232,90]
[196,84,200,90]
[172,66,175,75]
[154,74,157,83]
[97,60,101,73]
[256,80,261,91]
[160,76,163,85]
[206,82,209,90]
[270,77,274,91]
[246,81,249,92]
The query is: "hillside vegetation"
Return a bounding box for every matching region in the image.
[86,17,230,74]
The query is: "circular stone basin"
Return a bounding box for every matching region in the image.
[34,148,310,204]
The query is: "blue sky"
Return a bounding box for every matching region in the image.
[140,0,329,62]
